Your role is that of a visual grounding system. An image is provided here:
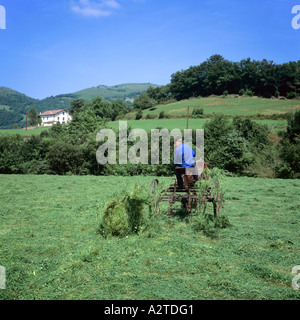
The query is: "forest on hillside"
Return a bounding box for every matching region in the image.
[1,55,299,129]
[0,84,155,129]
[141,55,300,105]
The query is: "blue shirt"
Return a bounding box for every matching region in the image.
[173,143,196,168]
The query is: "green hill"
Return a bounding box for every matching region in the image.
[0,87,37,129]
[74,83,159,102]
[0,83,158,129]
[123,96,300,119]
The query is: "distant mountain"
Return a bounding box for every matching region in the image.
[0,87,37,129]
[74,83,159,102]
[0,83,158,129]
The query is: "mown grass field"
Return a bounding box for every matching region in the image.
[0,127,49,136]
[0,174,299,300]
[143,96,300,117]
[0,119,287,136]
[107,119,287,132]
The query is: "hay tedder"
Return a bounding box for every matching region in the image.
[149,161,224,221]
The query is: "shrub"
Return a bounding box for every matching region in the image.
[159,111,165,119]
[204,116,250,173]
[0,135,24,174]
[46,141,84,175]
[286,92,297,99]
[222,90,228,97]
[239,88,254,97]
[145,114,157,119]
[135,109,143,120]
[21,159,50,175]
[233,118,270,147]
[192,107,204,119]
[133,92,156,110]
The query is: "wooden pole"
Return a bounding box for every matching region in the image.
[26,112,27,131]
[187,105,190,130]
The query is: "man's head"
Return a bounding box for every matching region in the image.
[174,136,182,148]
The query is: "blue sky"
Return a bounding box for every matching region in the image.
[0,0,299,99]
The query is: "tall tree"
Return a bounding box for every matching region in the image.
[27,108,38,126]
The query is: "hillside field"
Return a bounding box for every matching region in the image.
[146,96,300,117]
[0,127,50,136]
[0,96,298,135]
[0,119,287,136]
[107,119,287,132]
[0,174,299,300]
[124,96,300,119]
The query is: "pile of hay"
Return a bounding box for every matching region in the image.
[99,185,149,238]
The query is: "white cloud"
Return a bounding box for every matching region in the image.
[71,0,121,17]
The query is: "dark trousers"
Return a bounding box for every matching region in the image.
[174,165,198,187]
[175,166,185,187]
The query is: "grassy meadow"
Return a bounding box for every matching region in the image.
[107,119,287,132]
[0,174,299,300]
[0,96,297,135]
[0,119,287,136]
[0,127,49,136]
[123,96,300,119]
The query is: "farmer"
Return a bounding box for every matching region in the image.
[173,136,198,188]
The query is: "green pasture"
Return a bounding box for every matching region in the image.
[0,127,49,136]
[0,119,287,136]
[1,96,298,135]
[143,96,300,117]
[0,174,299,300]
[108,119,287,132]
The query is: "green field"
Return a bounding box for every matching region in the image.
[0,127,49,136]
[108,119,287,132]
[141,96,300,118]
[0,119,287,136]
[1,96,297,135]
[0,174,299,300]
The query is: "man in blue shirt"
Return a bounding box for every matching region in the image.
[173,136,198,188]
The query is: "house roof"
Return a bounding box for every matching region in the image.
[39,109,67,117]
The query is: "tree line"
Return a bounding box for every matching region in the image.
[0,97,299,179]
[140,55,300,105]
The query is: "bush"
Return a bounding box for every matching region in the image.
[135,109,143,120]
[233,118,270,147]
[286,92,297,99]
[204,116,250,173]
[145,114,157,119]
[239,89,254,97]
[46,141,84,175]
[278,136,300,178]
[133,92,156,110]
[159,111,165,119]
[0,135,24,174]
[192,107,204,119]
[21,159,50,175]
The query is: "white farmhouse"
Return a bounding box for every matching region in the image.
[39,109,72,127]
